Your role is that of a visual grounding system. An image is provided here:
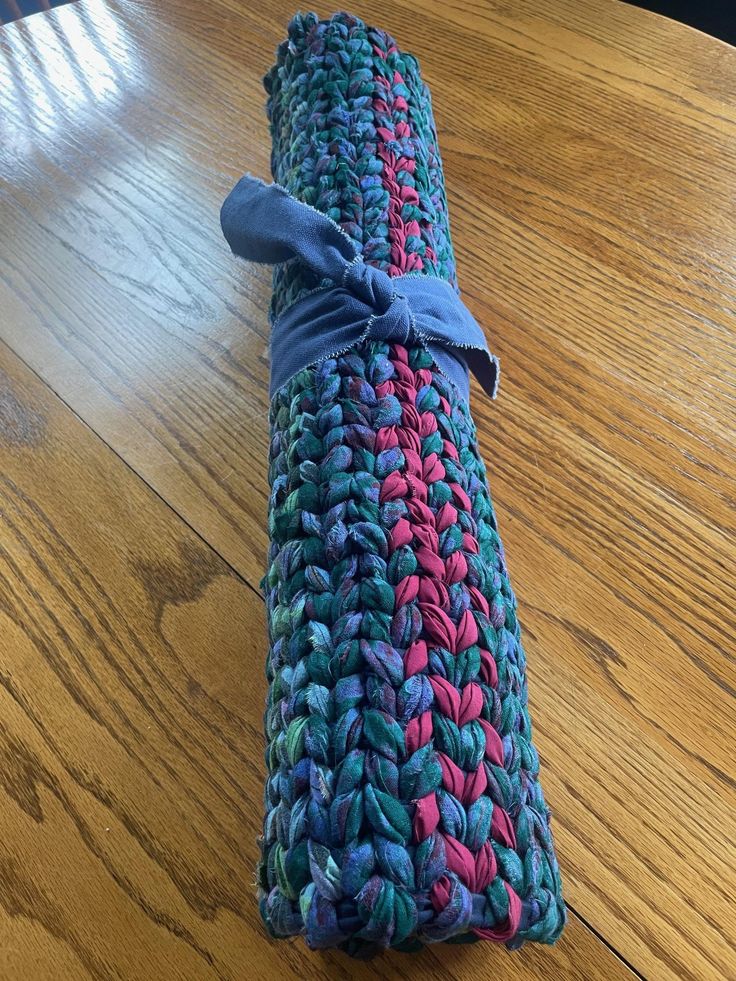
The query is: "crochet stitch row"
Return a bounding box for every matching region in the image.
[265,10,457,318]
[257,11,565,956]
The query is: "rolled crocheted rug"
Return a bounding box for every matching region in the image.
[222,10,566,957]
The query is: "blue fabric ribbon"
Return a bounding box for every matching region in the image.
[220,174,500,404]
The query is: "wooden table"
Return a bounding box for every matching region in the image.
[1,1,734,978]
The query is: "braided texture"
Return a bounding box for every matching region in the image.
[257,11,565,957]
[264,10,457,318]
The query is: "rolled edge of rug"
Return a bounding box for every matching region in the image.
[238,9,566,957]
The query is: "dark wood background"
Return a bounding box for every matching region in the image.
[1,1,734,978]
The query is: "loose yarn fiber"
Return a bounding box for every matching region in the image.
[256,10,566,957]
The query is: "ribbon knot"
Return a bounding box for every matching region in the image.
[221,174,500,403]
[344,263,412,345]
[344,261,394,314]
[368,289,412,346]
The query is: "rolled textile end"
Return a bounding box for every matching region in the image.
[228,10,566,958]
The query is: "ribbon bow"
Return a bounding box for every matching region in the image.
[221,174,499,403]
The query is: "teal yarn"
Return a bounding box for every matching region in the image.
[264,10,458,318]
[254,11,566,957]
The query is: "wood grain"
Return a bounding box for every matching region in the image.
[0,343,631,979]
[0,0,734,978]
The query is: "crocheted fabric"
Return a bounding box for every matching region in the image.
[257,11,565,957]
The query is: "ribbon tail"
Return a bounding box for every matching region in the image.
[428,343,500,401]
[220,174,358,284]
[402,275,501,401]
